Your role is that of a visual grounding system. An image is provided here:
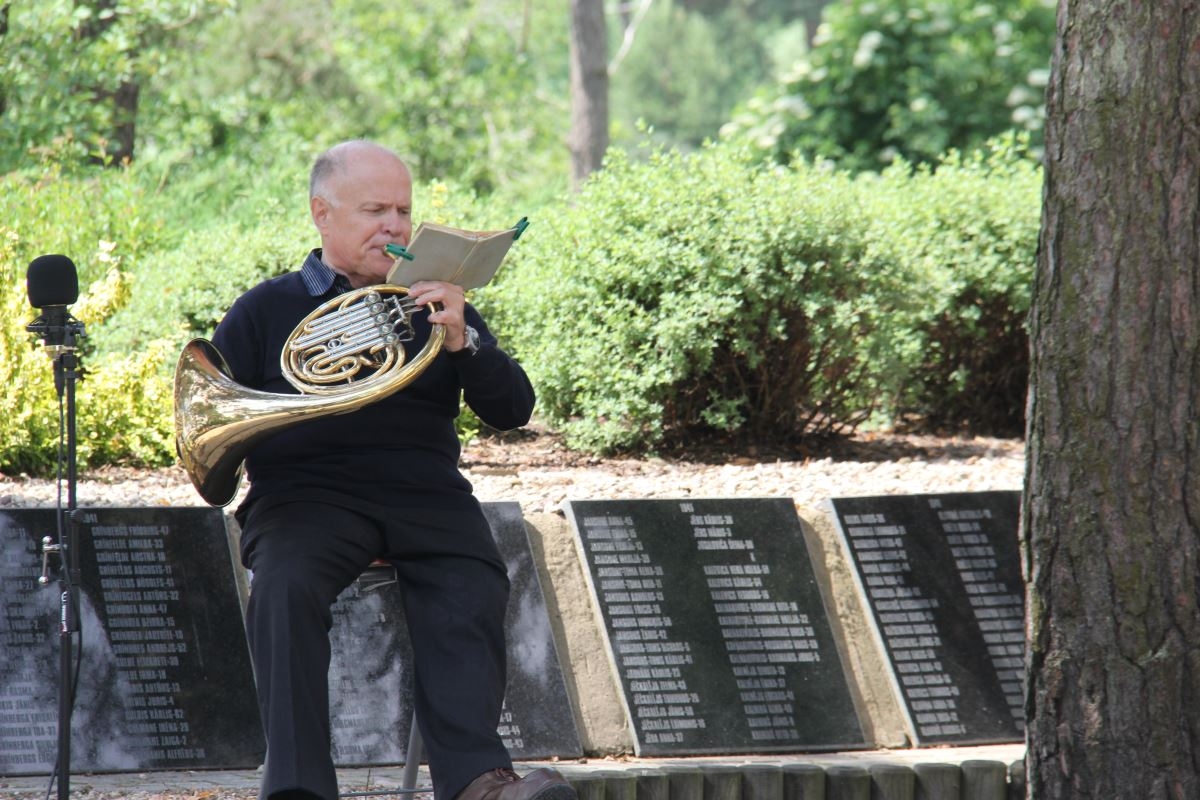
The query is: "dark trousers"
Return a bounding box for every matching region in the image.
[239,500,513,800]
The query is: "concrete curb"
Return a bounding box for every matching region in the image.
[1,745,1024,799]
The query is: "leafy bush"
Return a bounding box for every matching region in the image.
[97,208,313,357]
[100,173,503,356]
[0,0,234,171]
[0,167,174,473]
[490,137,1041,453]
[610,1,776,149]
[95,174,509,463]
[723,0,1054,172]
[860,135,1043,435]
[490,142,922,453]
[77,340,177,469]
[132,0,569,201]
[1,136,1040,471]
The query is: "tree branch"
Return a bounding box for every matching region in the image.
[608,0,653,76]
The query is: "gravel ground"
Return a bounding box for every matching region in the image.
[0,429,1025,515]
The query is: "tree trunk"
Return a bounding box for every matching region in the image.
[1025,2,1200,798]
[0,3,9,117]
[568,0,608,189]
[76,0,138,164]
[104,79,139,164]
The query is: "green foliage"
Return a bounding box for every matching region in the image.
[490,136,1041,453]
[723,0,1054,171]
[0,1,1045,468]
[0,166,174,473]
[860,134,1043,434]
[98,208,314,356]
[611,1,777,148]
[677,0,821,21]
[0,0,235,170]
[91,175,502,461]
[490,141,920,453]
[138,137,317,236]
[332,0,567,195]
[130,0,569,200]
[1,0,569,198]
[0,138,1040,468]
[0,163,164,275]
[98,175,502,356]
[77,340,177,468]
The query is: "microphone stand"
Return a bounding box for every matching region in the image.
[28,313,86,800]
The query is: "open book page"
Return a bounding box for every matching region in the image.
[385,220,525,290]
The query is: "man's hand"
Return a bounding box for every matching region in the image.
[407,280,469,351]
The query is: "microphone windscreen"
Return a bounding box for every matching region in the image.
[26,254,80,308]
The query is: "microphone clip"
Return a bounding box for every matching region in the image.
[26,311,87,354]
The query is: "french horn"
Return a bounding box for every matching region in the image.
[174,285,445,507]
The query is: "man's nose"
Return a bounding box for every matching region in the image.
[382,209,407,233]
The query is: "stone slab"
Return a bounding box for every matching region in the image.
[0,507,264,775]
[564,497,867,757]
[825,491,1024,746]
[327,501,583,765]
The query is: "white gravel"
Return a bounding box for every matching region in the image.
[0,436,1026,517]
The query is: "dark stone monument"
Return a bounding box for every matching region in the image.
[327,501,582,766]
[563,497,866,757]
[0,507,264,776]
[825,491,1024,746]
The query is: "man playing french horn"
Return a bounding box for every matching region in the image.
[207,139,574,800]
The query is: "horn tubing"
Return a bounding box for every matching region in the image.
[173,289,444,506]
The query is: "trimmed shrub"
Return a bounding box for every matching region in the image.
[2,143,1040,470]
[861,136,1042,435]
[491,137,1041,453]
[490,142,922,453]
[98,209,313,356]
[722,0,1054,172]
[0,166,174,473]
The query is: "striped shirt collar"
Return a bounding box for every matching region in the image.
[300,249,353,296]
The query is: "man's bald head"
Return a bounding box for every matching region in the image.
[309,140,411,206]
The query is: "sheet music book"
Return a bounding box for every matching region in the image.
[385,218,527,290]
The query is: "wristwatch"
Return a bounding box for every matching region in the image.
[450,325,481,359]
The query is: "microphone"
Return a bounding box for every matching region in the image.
[27,254,80,308]
[26,254,82,353]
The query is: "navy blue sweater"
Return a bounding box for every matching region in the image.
[211,269,535,519]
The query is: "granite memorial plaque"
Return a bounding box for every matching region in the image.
[0,507,264,776]
[563,497,866,757]
[327,501,582,766]
[826,491,1024,746]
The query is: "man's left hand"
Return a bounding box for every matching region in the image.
[408,280,470,351]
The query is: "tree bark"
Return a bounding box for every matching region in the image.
[0,3,9,117]
[1026,2,1200,798]
[568,0,609,189]
[76,0,138,164]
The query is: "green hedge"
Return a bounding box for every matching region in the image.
[1,143,1041,472]
[861,136,1042,435]
[491,143,912,453]
[491,138,1041,453]
[98,209,313,358]
[0,165,175,473]
[99,176,502,357]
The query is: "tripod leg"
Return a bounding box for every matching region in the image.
[400,711,424,793]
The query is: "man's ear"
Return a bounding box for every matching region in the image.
[311,195,331,231]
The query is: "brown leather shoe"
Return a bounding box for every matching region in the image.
[455,768,577,800]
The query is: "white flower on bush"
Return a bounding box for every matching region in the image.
[96,239,118,264]
[854,30,885,70]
